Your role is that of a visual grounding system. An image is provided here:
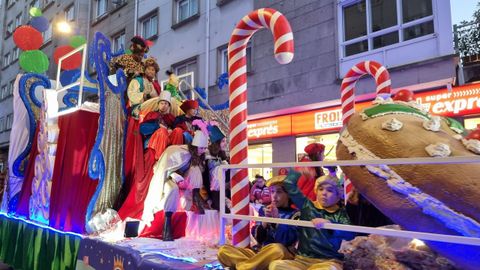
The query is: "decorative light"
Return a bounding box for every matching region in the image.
[57,21,72,34]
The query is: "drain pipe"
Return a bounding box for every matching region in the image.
[204,0,210,102]
[134,0,139,35]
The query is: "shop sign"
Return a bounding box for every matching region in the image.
[415,83,480,117]
[247,115,292,140]
[247,83,480,140]
[314,109,342,130]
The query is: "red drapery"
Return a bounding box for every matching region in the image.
[48,110,100,234]
[14,126,40,217]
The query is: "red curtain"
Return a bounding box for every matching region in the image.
[14,126,40,217]
[48,110,100,234]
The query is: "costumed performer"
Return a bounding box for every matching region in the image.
[122,57,161,208]
[109,36,150,82]
[269,171,356,270]
[203,123,230,211]
[172,99,203,144]
[140,130,208,241]
[117,90,177,221]
[218,174,299,270]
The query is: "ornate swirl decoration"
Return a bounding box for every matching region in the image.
[86,32,127,224]
[12,74,51,178]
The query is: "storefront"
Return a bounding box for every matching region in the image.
[246,82,480,180]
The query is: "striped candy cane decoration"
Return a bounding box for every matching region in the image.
[340,61,391,125]
[228,8,294,247]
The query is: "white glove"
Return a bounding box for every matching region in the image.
[170,172,184,183]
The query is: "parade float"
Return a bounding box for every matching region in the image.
[0,7,478,270]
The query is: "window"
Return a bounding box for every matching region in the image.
[112,0,126,8]
[141,13,158,39]
[0,117,5,133]
[65,5,75,21]
[15,13,22,29]
[3,53,11,68]
[6,21,13,36]
[219,42,252,76]
[42,0,53,7]
[216,0,235,6]
[8,80,14,97]
[7,0,17,8]
[12,47,19,62]
[248,143,273,181]
[30,0,39,8]
[112,31,125,52]
[96,0,107,18]
[42,21,52,42]
[176,0,199,23]
[340,0,434,57]
[172,0,199,24]
[0,86,6,100]
[5,114,13,131]
[172,58,198,98]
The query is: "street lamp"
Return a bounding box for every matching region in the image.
[56,21,72,34]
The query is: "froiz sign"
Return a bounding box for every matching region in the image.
[415,84,480,117]
[314,109,342,130]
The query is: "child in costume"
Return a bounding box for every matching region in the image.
[203,124,229,211]
[269,171,355,270]
[172,100,203,144]
[218,174,299,270]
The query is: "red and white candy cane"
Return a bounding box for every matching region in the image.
[228,8,294,248]
[340,61,391,125]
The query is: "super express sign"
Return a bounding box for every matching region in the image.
[415,83,480,117]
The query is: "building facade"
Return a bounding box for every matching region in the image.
[244,0,459,178]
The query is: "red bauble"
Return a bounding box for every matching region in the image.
[13,25,43,50]
[466,128,480,141]
[393,89,414,102]
[54,45,82,70]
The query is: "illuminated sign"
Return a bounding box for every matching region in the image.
[247,83,480,140]
[247,115,291,140]
[314,109,342,130]
[415,83,480,116]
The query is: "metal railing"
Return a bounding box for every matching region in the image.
[53,44,89,118]
[217,156,480,246]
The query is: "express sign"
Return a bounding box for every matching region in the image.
[247,115,292,140]
[415,83,480,117]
